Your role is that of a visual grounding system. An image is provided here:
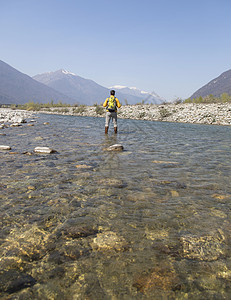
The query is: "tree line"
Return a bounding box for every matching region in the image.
[184,93,231,104]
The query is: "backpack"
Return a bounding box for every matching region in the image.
[107,96,117,112]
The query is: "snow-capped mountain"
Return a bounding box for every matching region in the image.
[33,69,110,105]
[110,85,165,104]
[33,70,144,105]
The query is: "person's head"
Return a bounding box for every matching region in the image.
[110,90,115,96]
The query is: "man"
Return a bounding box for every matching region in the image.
[103,90,121,134]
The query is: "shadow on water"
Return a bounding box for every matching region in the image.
[0,114,231,299]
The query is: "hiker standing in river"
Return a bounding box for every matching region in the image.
[103,90,121,134]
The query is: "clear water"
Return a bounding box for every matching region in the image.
[0,114,231,299]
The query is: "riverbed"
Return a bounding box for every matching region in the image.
[0,113,231,299]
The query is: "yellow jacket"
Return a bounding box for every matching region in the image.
[103,96,121,112]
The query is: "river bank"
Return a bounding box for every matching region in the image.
[40,103,231,126]
[1,103,231,126]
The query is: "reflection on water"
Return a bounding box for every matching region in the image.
[0,114,231,299]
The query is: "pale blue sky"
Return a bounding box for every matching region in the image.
[1,0,231,101]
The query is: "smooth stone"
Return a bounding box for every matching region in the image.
[106,144,124,151]
[91,231,128,252]
[10,123,22,127]
[0,145,11,150]
[75,164,92,169]
[34,147,56,154]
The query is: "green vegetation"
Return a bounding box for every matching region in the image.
[184,93,231,103]
[14,100,71,111]
[94,104,104,115]
[73,105,86,114]
[159,107,172,118]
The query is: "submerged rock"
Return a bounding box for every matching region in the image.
[180,229,227,261]
[59,225,98,239]
[133,265,180,293]
[106,144,124,151]
[1,225,51,262]
[0,145,11,150]
[91,231,128,252]
[10,123,22,127]
[97,178,126,188]
[34,147,56,154]
[0,270,36,293]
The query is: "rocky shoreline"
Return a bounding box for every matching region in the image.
[0,108,35,128]
[39,103,231,126]
[1,103,231,126]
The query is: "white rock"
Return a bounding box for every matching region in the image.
[10,123,22,127]
[106,144,124,151]
[15,117,26,123]
[34,147,56,154]
[0,145,11,150]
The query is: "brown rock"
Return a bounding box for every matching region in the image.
[133,265,180,293]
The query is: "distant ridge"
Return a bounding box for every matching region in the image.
[0,59,166,105]
[110,85,165,104]
[33,69,110,105]
[191,69,231,99]
[33,69,144,105]
[0,60,76,104]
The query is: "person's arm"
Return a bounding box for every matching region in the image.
[116,98,121,108]
[103,98,108,107]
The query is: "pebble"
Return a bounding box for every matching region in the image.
[34,147,56,154]
[0,145,11,150]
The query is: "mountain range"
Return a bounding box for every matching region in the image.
[33,70,164,105]
[1,59,230,105]
[0,60,164,105]
[110,85,165,104]
[0,60,75,104]
[191,69,231,99]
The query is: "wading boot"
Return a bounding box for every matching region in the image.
[105,126,108,134]
[114,127,117,134]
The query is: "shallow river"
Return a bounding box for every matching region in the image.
[0,114,231,299]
